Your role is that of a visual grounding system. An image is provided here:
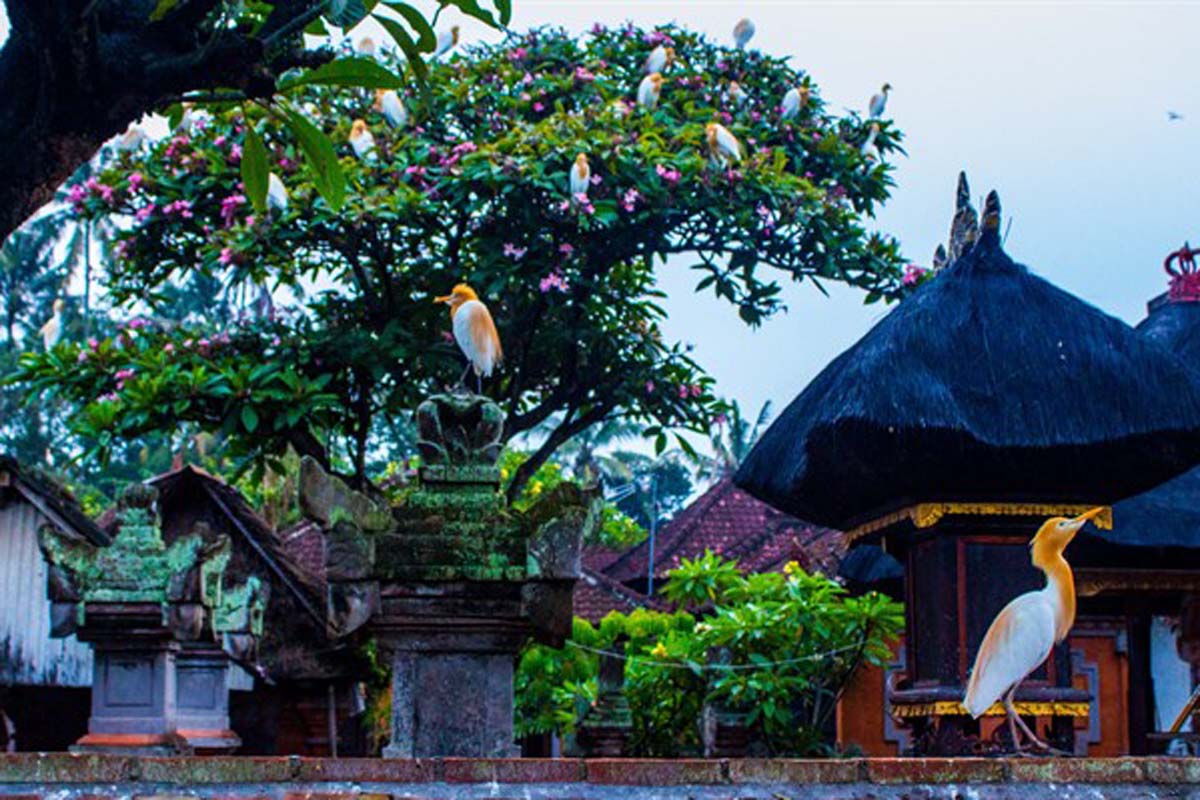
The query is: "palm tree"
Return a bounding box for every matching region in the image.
[693,400,773,482]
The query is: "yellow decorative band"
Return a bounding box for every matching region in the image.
[847,503,1113,544]
[890,701,1091,719]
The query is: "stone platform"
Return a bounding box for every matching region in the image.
[2,755,1200,799]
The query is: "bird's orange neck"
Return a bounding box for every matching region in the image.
[1035,547,1075,641]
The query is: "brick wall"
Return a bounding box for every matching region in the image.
[1,755,1198,799]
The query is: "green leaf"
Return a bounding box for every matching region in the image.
[304,17,330,36]
[282,107,345,212]
[241,118,270,216]
[241,405,259,433]
[148,0,180,21]
[327,0,369,27]
[374,14,429,82]
[379,2,437,51]
[277,57,403,92]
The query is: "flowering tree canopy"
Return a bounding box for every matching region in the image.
[13,23,906,495]
[0,0,509,242]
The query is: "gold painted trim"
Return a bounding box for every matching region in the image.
[890,700,1091,719]
[1077,568,1200,598]
[846,503,1113,544]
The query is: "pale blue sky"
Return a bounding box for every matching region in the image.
[3,2,1197,419]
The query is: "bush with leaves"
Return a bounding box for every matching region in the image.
[11,22,905,496]
[514,554,904,756]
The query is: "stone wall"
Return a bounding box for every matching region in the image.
[1,755,1199,799]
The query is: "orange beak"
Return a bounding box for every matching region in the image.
[1071,507,1105,526]
[434,295,452,304]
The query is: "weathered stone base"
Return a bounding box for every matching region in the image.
[2,755,1200,798]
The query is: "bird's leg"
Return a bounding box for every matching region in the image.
[1007,684,1052,752]
[456,361,472,389]
[1003,688,1028,755]
[476,371,482,395]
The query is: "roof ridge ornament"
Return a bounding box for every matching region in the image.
[947,171,979,263]
[1166,242,1200,303]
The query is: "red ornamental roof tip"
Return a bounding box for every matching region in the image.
[1166,242,1200,303]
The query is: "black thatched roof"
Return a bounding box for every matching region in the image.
[736,191,1200,530]
[1094,262,1200,551]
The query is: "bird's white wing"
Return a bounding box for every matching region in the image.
[381,92,407,128]
[453,300,500,376]
[963,592,1056,717]
[716,127,741,161]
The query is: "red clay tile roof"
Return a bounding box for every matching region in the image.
[603,477,845,583]
[572,566,666,623]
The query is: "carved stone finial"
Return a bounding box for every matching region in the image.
[932,244,948,272]
[947,171,979,262]
[981,190,1002,232]
[416,391,505,467]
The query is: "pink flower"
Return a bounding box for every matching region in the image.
[127,318,150,330]
[114,367,136,390]
[644,30,674,46]
[220,193,246,227]
[77,351,89,363]
[163,343,175,354]
[502,242,527,260]
[135,203,156,222]
[903,264,928,287]
[228,143,242,162]
[452,141,478,155]
[99,392,118,403]
[532,101,545,113]
[508,47,528,61]
[88,338,99,350]
[655,164,681,184]
[128,173,144,192]
[67,184,88,211]
[590,22,607,35]
[645,381,655,394]
[621,188,640,213]
[714,413,728,426]
[183,339,194,348]
[556,200,571,213]
[245,215,256,227]
[558,243,574,255]
[164,199,193,219]
[539,271,570,293]
[214,135,227,148]
[219,247,236,265]
[690,384,702,398]
[574,66,596,83]
[521,72,534,86]
[750,111,762,123]
[679,385,689,399]
[165,135,191,160]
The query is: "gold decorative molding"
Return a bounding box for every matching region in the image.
[846,502,1113,544]
[890,700,1091,719]
[1077,568,1200,598]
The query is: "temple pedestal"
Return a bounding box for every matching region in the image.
[176,643,241,754]
[71,605,190,756]
[375,584,529,757]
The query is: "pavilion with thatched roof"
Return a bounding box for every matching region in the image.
[738,178,1200,756]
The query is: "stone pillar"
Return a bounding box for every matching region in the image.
[175,643,241,754]
[312,391,598,758]
[701,647,749,757]
[73,607,186,755]
[576,636,632,757]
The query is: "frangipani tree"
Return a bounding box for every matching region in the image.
[13,23,906,496]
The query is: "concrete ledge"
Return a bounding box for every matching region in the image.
[0,755,1196,799]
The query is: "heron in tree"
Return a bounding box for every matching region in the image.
[40,299,64,350]
[868,83,891,119]
[637,73,663,109]
[435,284,503,393]
[964,508,1104,752]
[706,122,742,165]
[375,89,408,128]
[435,26,460,58]
[348,119,376,162]
[267,173,288,213]
[644,44,675,74]
[781,84,809,120]
[733,17,755,49]
[569,153,591,199]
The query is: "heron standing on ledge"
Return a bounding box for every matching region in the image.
[435,284,502,393]
[964,507,1104,752]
